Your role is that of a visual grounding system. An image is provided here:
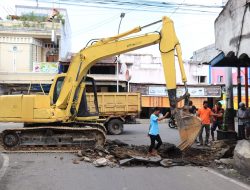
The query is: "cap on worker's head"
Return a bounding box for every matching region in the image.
[216,102,222,107]
[239,102,245,108]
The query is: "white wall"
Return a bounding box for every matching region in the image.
[59,11,72,59]
[120,53,209,85]
[215,0,250,56]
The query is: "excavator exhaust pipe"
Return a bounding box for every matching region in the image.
[175,109,202,151]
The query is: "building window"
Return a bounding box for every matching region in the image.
[217,75,223,83]
[89,66,115,74]
[36,46,38,62]
[198,76,206,83]
[241,76,244,83]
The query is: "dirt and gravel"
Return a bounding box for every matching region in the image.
[72,138,250,184]
[74,139,237,168]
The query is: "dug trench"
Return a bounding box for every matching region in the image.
[74,139,236,168]
[74,139,250,184]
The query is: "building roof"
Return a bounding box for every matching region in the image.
[211,0,250,67]
[215,0,250,58]
[210,51,250,67]
[189,44,221,65]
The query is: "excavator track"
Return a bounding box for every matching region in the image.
[0,124,106,153]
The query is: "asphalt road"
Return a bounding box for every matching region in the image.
[0,122,249,190]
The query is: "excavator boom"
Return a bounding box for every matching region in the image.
[55,16,201,150]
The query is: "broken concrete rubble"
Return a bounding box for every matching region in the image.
[119,156,162,167]
[211,140,236,159]
[119,158,135,166]
[93,158,108,167]
[105,155,114,160]
[83,156,91,162]
[72,159,80,164]
[132,155,162,163]
[160,159,173,167]
[217,165,224,169]
[214,158,234,165]
[106,139,128,147]
[74,139,238,168]
[233,140,250,176]
[77,150,83,157]
[95,145,110,154]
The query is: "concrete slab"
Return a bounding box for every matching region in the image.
[234,140,250,176]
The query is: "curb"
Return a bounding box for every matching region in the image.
[0,153,9,180]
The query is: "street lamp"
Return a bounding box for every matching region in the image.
[116,12,125,92]
[12,46,18,72]
[118,12,125,34]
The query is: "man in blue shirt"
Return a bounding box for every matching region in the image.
[148,107,169,156]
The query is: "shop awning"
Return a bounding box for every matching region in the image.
[210,51,250,67]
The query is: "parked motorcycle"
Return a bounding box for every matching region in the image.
[168,115,178,129]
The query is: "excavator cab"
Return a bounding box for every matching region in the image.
[50,74,100,119]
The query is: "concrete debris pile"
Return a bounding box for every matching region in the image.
[73,139,237,168]
[233,140,250,176]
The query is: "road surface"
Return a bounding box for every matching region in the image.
[0,122,249,190]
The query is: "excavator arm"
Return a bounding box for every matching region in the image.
[56,17,186,110]
[57,16,201,150]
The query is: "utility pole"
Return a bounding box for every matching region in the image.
[116,12,125,92]
[223,67,235,132]
[245,67,249,107]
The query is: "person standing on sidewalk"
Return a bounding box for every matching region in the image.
[197,101,217,146]
[237,102,248,140]
[211,102,224,141]
[148,107,169,156]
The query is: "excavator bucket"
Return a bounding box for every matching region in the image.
[175,109,202,151]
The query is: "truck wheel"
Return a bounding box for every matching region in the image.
[107,119,124,135]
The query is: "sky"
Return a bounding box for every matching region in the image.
[0,0,226,59]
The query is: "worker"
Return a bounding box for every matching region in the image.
[197,101,217,146]
[237,102,248,140]
[188,100,199,143]
[148,107,169,156]
[189,100,197,115]
[211,102,224,141]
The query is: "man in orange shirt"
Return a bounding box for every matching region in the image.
[197,101,217,146]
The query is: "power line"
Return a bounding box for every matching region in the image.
[59,0,223,9]
[170,0,186,17]
[24,0,222,15]
[71,5,142,37]
[71,14,120,36]
[63,0,221,13]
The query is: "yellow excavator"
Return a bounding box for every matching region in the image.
[0,16,201,151]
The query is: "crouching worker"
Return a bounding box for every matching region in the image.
[148,107,169,156]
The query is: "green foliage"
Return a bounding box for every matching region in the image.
[5,11,65,29]
[6,15,12,20]
[22,21,30,27]
[20,12,47,22]
[54,13,65,24]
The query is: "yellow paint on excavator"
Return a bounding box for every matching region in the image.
[0,16,201,151]
[175,110,202,151]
